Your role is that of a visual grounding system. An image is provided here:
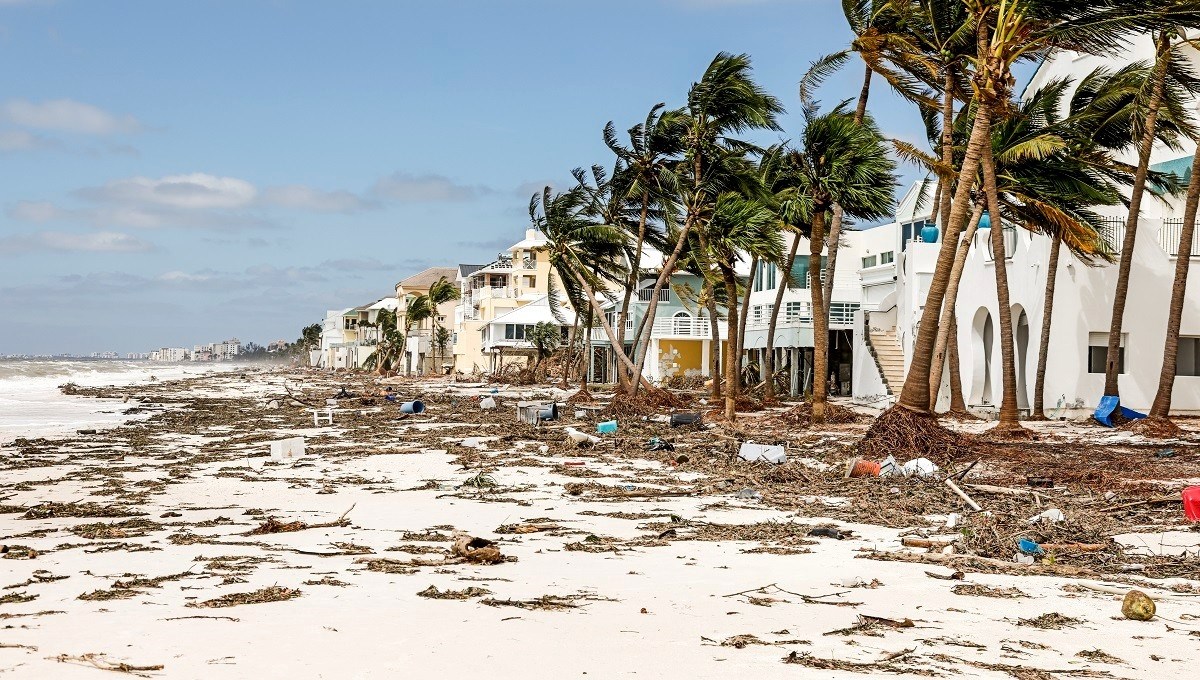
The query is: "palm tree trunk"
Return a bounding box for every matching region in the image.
[764,234,802,400]
[627,215,696,395]
[937,73,956,234]
[734,258,758,396]
[721,265,741,420]
[563,313,580,388]
[982,144,1022,430]
[947,317,968,414]
[706,287,722,399]
[614,196,651,392]
[894,102,992,415]
[1150,146,1200,418]
[810,210,830,421]
[854,63,871,123]
[569,269,645,381]
[1105,30,1170,399]
[1031,232,1062,419]
[929,203,984,408]
[582,306,594,392]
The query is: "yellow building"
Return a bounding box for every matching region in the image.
[452,229,568,373]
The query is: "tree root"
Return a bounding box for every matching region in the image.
[857,406,968,461]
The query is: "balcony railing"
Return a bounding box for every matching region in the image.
[637,288,671,302]
[653,317,711,337]
[1161,218,1200,257]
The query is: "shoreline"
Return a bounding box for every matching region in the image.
[0,369,1197,678]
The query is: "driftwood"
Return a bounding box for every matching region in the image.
[944,479,982,511]
[1100,496,1180,513]
[863,550,1098,578]
[901,537,957,549]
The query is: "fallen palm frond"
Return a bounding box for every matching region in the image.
[187,586,300,608]
[244,505,355,536]
[55,653,164,677]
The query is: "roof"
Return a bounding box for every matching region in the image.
[488,295,575,326]
[507,229,550,251]
[458,264,485,279]
[397,266,457,291]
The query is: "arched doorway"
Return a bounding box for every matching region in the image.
[1013,305,1030,410]
[970,307,993,405]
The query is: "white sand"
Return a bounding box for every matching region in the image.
[1,376,1198,678]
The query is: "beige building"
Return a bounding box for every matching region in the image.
[453,229,570,373]
[395,266,459,374]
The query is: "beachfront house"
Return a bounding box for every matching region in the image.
[395,266,459,375]
[318,297,398,370]
[452,229,569,373]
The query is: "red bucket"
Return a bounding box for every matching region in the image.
[1184,487,1200,522]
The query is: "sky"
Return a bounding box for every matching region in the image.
[0,0,936,355]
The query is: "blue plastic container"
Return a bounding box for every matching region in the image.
[921,224,940,243]
[400,400,426,414]
[596,420,618,434]
[537,403,558,421]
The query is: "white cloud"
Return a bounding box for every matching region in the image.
[2,98,142,135]
[371,172,488,202]
[77,173,258,210]
[260,184,375,213]
[7,200,65,222]
[0,129,61,152]
[0,230,152,254]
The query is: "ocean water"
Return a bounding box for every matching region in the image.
[0,359,231,444]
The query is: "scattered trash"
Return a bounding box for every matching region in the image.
[1017,538,1044,556]
[670,412,702,427]
[574,409,588,419]
[1028,508,1065,524]
[1026,476,1053,488]
[1184,487,1200,521]
[76,429,97,435]
[844,457,881,478]
[596,420,618,434]
[646,437,674,452]
[399,400,426,415]
[267,400,279,409]
[901,458,938,478]
[313,408,334,426]
[480,396,497,410]
[565,427,600,445]
[1104,491,1118,502]
[1154,449,1176,459]
[809,527,852,540]
[945,513,962,529]
[451,534,504,564]
[1093,395,1145,427]
[269,437,305,461]
[1121,590,1156,621]
[736,488,762,501]
[461,437,486,449]
[1013,553,1036,565]
[517,402,557,425]
[738,442,786,465]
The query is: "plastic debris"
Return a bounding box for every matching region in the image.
[480,397,497,410]
[1184,486,1200,521]
[945,513,962,529]
[902,457,939,478]
[1155,448,1176,458]
[736,488,762,501]
[400,400,425,414]
[1013,553,1036,565]
[809,527,851,540]
[670,412,702,427]
[596,420,618,434]
[270,437,305,461]
[845,457,882,478]
[1017,538,1044,556]
[738,442,786,465]
[1028,508,1065,524]
[565,427,600,445]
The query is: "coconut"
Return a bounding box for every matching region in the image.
[1121,589,1155,621]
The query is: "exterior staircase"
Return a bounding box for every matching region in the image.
[866,327,906,396]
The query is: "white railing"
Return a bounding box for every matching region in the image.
[829,302,861,325]
[652,317,711,337]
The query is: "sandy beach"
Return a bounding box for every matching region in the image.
[0,368,1198,679]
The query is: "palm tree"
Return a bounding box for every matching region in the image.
[603,104,685,392]
[1148,146,1200,425]
[775,105,896,422]
[402,295,433,375]
[700,192,781,420]
[624,53,783,402]
[1101,30,1200,405]
[529,187,636,382]
[865,1,1200,453]
[426,276,460,373]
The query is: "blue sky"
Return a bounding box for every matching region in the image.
[0,0,934,355]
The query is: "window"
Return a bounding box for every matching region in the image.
[1087,332,1125,374]
[504,324,536,340]
[791,256,827,289]
[861,255,877,269]
[765,263,776,290]
[1177,337,1200,377]
[829,302,861,324]
[753,264,776,292]
[880,251,894,264]
[452,333,458,344]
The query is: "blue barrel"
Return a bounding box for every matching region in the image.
[400,400,425,414]
[921,224,940,243]
[537,403,558,421]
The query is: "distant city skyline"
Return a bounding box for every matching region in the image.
[0,0,974,354]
